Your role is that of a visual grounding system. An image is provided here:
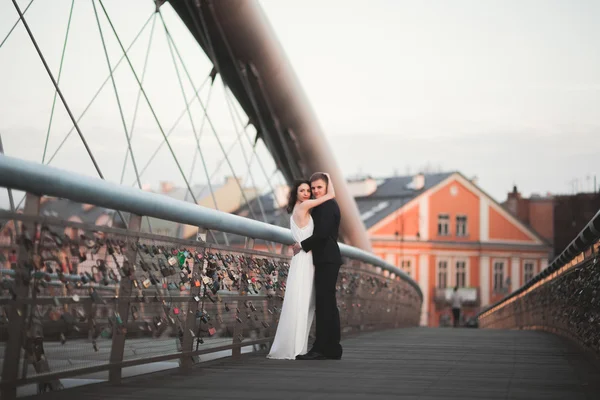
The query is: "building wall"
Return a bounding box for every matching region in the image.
[488,207,532,241]
[527,200,554,244]
[370,174,552,327]
[369,243,550,327]
[371,204,421,238]
[429,179,480,242]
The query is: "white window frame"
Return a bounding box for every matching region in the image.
[399,256,416,278]
[456,215,468,237]
[492,258,507,292]
[453,258,469,288]
[437,214,450,236]
[523,259,536,283]
[436,257,451,289]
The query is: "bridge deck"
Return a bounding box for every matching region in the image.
[24,328,600,400]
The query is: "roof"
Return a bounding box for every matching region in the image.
[356,172,454,229]
[225,172,455,242]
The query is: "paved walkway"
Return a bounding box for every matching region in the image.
[23,327,600,399]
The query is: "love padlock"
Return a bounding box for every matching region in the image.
[192,274,201,287]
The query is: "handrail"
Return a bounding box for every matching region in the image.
[0,155,422,299]
[479,207,600,316]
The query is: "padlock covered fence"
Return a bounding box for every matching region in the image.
[478,208,600,357]
[0,155,422,396]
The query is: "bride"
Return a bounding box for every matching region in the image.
[267,173,335,359]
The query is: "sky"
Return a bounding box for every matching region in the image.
[1,0,600,210]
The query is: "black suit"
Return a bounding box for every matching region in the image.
[301,199,343,359]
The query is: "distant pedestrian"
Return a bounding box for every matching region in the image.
[451,286,462,327]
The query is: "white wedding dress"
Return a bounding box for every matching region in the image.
[267,215,316,359]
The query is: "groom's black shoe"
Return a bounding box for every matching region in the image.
[295,351,327,360]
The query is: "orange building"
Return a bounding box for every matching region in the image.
[353,172,552,327]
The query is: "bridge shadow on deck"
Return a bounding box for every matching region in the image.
[25,328,600,400]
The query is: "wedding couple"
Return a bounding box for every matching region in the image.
[267,172,343,361]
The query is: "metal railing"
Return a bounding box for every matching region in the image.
[0,155,422,399]
[478,208,600,357]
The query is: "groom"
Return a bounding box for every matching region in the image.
[293,172,343,360]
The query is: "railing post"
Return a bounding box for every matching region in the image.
[232,238,255,359]
[108,214,142,384]
[180,256,203,369]
[1,193,40,400]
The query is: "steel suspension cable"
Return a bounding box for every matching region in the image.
[92,1,154,233]
[11,0,103,179]
[192,131,255,203]
[0,0,34,49]
[160,15,224,244]
[183,83,214,204]
[223,84,271,222]
[44,12,155,165]
[119,13,158,185]
[98,1,219,243]
[158,10,262,226]
[224,88,286,210]
[160,12,220,218]
[98,0,198,202]
[222,87,281,251]
[183,4,282,249]
[92,0,143,190]
[127,73,210,187]
[204,3,289,181]
[13,11,156,212]
[11,0,129,229]
[41,0,75,164]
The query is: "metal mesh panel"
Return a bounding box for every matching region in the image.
[0,211,422,391]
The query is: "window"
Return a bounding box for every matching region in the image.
[456,215,468,237]
[438,214,449,236]
[493,261,505,291]
[401,259,412,277]
[455,261,466,287]
[523,262,535,283]
[437,260,448,288]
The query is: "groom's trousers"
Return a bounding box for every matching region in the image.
[312,262,342,358]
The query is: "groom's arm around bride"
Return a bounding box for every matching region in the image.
[299,199,341,264]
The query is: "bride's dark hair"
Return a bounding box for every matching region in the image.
[286,179,311,214]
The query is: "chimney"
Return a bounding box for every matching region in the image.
[160,181,174,193]
[505,185,521,215]
[407,173,425,191]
